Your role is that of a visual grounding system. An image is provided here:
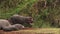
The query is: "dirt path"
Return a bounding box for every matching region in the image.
[0,28,60,34]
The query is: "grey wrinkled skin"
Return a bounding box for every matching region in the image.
[2,25,18,31]
[0,19,25,31]
[8,14,33,27]
[12,24,25,29]
[3,24,25,31]
[0,19,11,30]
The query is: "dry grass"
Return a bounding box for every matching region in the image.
[0,28,60,34]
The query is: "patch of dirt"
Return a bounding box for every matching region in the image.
[0,28,59,34]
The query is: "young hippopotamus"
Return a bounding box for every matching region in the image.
[8,14,33,27]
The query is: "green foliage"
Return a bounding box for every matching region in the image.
[0,0,37,19]
[0,0,60,28]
